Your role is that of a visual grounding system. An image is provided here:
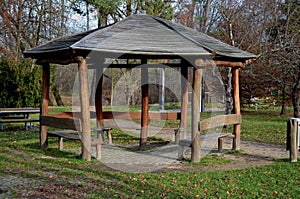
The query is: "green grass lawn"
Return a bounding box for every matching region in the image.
[0,106,299,198]
[241,107,292,145]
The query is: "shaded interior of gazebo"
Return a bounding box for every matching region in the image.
[24,14,256,162]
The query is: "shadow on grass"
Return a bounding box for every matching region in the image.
[24,140,82,159]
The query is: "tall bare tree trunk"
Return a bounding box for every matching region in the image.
[199,0,212,33]
[126,0,132,16]
[61,0,65,35]
[187,0,197,28]
[292,72,300,118]
[15,0,23,62]
[86,1,90,30]
[225,22,235,115]
[280,85,286,115]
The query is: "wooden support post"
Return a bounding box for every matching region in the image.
[232,67,241,150]
[288,119,298,162]
[40,63,50,150]
[191,68,202,163]
[78,57,91,161]
[159,68,165,111]
[94,67,104,158]
[95,68,104,127]
[140,66,149,150]
[180,66,189,139]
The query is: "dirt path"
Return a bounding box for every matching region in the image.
[170,139,294,172]
[94,136,298,173]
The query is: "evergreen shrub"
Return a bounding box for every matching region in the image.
[0,58,41,108]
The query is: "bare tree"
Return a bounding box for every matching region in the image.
[0,0,68,60]
[264,0,300,116]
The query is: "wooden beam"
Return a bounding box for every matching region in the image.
[191,68,202,162]
[232,68,241,150]
[40,63,50,150]
[36,58,73,65]
[180,66,189,139]
[78,58,91,161]
[140,66,149,150]
[195,59,244,68]
[214,60,244,67]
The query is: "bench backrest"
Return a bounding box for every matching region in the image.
[198,114,242,132]
[40,115,82,132]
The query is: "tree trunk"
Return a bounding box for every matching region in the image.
[126,0,132,16]
[15,0,23,62]
[292,85,300,118]
[225,67,233,115]
[280,86,286,115]
[52,85,64,106]
[187,0,197,28]
[203,0,212,33]
[86,1,89,30]
[61,0,65,35]
[225,21,235,116]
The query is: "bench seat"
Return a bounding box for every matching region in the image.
[178,133,234,159]
[177,114,241,161]
[47,127,112,160]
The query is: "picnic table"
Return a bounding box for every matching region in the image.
[0,108,40,130]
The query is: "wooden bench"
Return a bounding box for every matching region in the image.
[40,115,111,160]
[0,108,40,130]
[178,114,242,160]
[91,127,113,144]
[94,111,183,143]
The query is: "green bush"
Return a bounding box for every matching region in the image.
[0,58,41,108]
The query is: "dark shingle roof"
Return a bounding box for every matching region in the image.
[24,14,256,61]
[152,16,256,59]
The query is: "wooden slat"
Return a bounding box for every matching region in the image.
[48,131,80,140]
[0,108,40,114]
[47,111,181,121]
[198,114,242,132]
[96,111,181,120]
[0,119,39,123]
[49,112,76,118]
[102,111,141,119]
[48,131,101,145]
[179,133,234,147]
[40,116,81,131]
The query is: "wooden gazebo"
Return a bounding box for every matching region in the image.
[24,14,256,162]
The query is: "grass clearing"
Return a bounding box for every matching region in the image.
[0,106,299,198]
[241,108,291,145]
